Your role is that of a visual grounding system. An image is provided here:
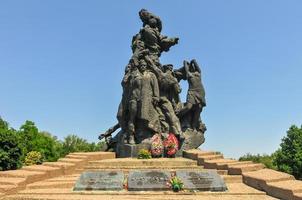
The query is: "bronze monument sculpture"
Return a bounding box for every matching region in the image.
[99,9,206,157]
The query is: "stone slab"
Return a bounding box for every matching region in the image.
[242,169,295,191]
[117,143,151,158]
[73,171,124,191]
[128,170,170,191]
[176,170,227,191]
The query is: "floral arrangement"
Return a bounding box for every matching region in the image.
[137,149,152,159]
[167,175,184,192]
[150,133,164,157]
[163,133,179,157]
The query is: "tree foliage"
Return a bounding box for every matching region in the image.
[0,118,23,170]
[61,134,103,155]
[18,121,63,162]
[273,125,302,179]
[0,117,106,171]
[239,153,276,169]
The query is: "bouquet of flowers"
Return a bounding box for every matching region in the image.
[150,133,164,157]
[166,174,184,192]
[163,133,179,157]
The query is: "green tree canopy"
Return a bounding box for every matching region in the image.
[0,117,23,170]
[62,134,103,155]
[273,125,302,179]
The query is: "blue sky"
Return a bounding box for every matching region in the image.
[0,0,301,158]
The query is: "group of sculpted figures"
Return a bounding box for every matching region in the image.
[99,9,206,154]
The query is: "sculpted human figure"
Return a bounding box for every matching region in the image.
[136,59,161,135]
[131,9,179,67]
[177,59,206,129]
[127,63,142,144]
[145,56,182,138]
[99,9,207,156]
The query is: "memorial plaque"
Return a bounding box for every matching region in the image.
[176,170,227,191]
[73,171,124,191]
[128,170,170,191]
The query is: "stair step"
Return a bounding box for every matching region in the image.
[228,163,265,175]
[27,181,75,189]
[203,159,237,169]
[266,180,302,200]
[183,149,219,160]
[217,161,253,170]
[242,168,295,191]
[197,155,224,165]
[0,177,26,186]
[58,158,85,164]
[0,184,17,193]
[88,158,197,168]
[221,175,242,183]
[65,155,88,159]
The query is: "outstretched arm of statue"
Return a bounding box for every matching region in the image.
[184,60,191,80]
[191,59,201,74]
[98,123,120,140]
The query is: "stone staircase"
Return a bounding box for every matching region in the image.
[183,149,302,200]
[0,152,115,198]
[0,150,300,199]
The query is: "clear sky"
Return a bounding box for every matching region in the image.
[0,0,301,158]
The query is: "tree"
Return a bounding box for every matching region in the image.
[0,118,23,170]
[62,134,103,156]
[239,153,276,169]
[273,125,302,179]
[18,121,63,162]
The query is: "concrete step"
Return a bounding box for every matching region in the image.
[205,169,228,175]
[58,158,85,164]
[183,149,220,160]
[65,155,88,159]
[43,162,76,175]
[293,192,302,200]
[228,163,265,175]
[26,181,75,189]
[202,159,237,169]
[21,165,62,178]
[0,184,17,193]
[221,175,242,183]
[3,193,277,200]
[0,177,26,186]
[197,154,224,165]
[69,152,115,160]
[217,161,253,170]
[265,180,302,200]
[217,170,228,175]
[242,168,295,191]
[87,158,198,168]
[14,183,268,196]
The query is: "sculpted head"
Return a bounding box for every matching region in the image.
[139,8,162,31]
[162,64,173,72]
[138,59,148,72]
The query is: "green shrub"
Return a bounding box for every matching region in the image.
[24,151,43,166]
[18,121,63,162]
[273,125,302,179]
[239,153,276,169]
[0,118,23,170]
[137,149,152,159]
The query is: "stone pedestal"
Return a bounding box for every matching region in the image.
[116,143,151,158]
